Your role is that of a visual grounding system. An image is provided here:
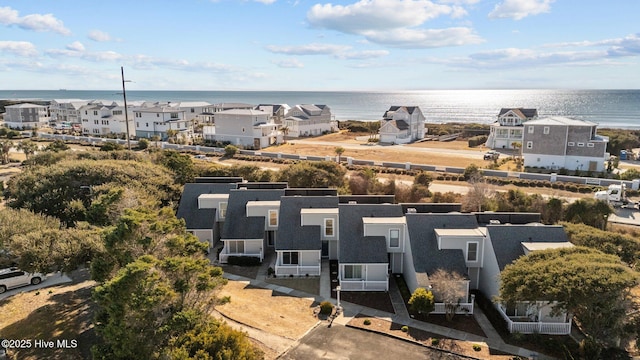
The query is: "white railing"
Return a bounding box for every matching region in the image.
[339,279,388,291]
[275,264,321,276]
[497,305,571,335]
[432,302,474,315]
[219,252,262,264]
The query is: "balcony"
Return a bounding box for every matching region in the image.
[340,279,388,291]
[275,264,321,276]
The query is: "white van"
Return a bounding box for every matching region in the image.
[0,268,44,294]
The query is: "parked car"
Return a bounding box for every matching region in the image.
[0,268,44,294]
[483,151,500,160]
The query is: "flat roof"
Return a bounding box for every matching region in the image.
[198,193,229,200]
[362,217,406,224]
[300,208,339,214]
[434,228,484,237]
[246,200,281,207]
[521,242,574,252]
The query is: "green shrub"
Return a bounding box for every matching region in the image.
[408,287,435,314]
[224,144,238,157]
[226,256,261,267]
[401,325,409,332]
[468,135,488,147]
[137,138,150,150]
[431,338,440,346]
[363,319,371,325]
[319,301,334,315]
[472,344,481,351]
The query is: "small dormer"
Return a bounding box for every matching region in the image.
[521,242,574,256]
[246,200,281,229]
[362,217,406,251]
[197,193,229,220]
[435,228,485,268]
[300,208,339,239]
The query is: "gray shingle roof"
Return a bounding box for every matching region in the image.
[498,108,538,118]
[221,189,285,239]
[487,224,568,271]
[474,212,541,225]
[406,213,479,277]
[339,204,403,263]
[276,196,339,251]
[401,203,462,214]
[176,183,236,229]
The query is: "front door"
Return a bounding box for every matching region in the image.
[321,241,329,258]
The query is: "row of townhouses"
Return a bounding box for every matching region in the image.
[177,177,575,336]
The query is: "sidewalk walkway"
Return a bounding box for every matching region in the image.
[222,271,557,360]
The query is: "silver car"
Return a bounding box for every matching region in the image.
[0,268,44,294]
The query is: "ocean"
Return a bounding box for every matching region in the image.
[1,89,639,128]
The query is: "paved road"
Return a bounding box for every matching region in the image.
[0,272,72,301]
[280,323,468,360]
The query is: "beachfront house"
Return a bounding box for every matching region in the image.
[200,103,255,124]
[79,101,134,137]
[378,106,426,144]
[170,101,212,123]
[283,104,333,137]
[49,99,89,126]
[481,224,574,335]
[133,105,192,141]
[521,116,609,172]
[203,109,280,149]
[256,104,291,125]
[485,108,538,149]
[3,103,50,129]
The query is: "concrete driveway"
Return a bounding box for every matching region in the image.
[0,272,72,301]
[280,323,468,360]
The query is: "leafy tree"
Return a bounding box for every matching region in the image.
[137,138,150,150]
[408,287,435,315]
[154,150,196,184]
[224,144,238,158]
[4,158,179,226]
[100,142,125,151]
[499,246,638,349]
[10,226,104,274]
[414,171,432,187]
[542,197,564,224]
[334,146,345,162]
[17,140,38,160]
[463,163,481,180]
[461,177,493,212]
[278,161,346,188]
[565,198,613,230]
[165,316,263,360]
[428,269,467,321]
[166,129,180,143]
[45,139,70,152]
[562,222,640,267]
[198,164,274,182]
[0,139,13,164]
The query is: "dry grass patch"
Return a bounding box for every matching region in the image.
[0,280,98,360]
[216,280,319,340]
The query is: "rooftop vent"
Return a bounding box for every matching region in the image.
[407,208,417,214]
[489,220,501,225]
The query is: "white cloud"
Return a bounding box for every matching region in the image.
[488,0,554,20]
[88,30,112,42]
[254,0,277,4]
[545,33,640,57]
[0,41,38,56]
[363,27,483,48]
[308,0,452,33]
[306,0,482,48]
[273,58,304,68]
[266,43,351,55]
[338,50,390,59]
[66,41,85,52]
[0,6,71,35]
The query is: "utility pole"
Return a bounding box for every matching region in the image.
[121,66,131,151]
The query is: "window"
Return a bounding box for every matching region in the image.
[93,111,98,116]
[93,120,99,125]
[219,202,227,218]
[170,113,179,119]
[543,126,550,134]
[268,210,278,227]
[226,241,244,254]
[528,126,534,134]
[344,265,362,279]
[587,143,595,148]
[282,251,299,265]
[526,141,533,149]
[191,108,195,113]
[136,122,139,128]
[389,229,400,248]
[467,242,478,262]
[113,110,122,115]
[85,111,88,115]
[324,218,334,237]
[156,113,160,117]
[568,142,575,146]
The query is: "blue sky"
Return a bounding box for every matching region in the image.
[1,0,639,90]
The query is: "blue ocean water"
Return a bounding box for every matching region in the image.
[1,89,639,128]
